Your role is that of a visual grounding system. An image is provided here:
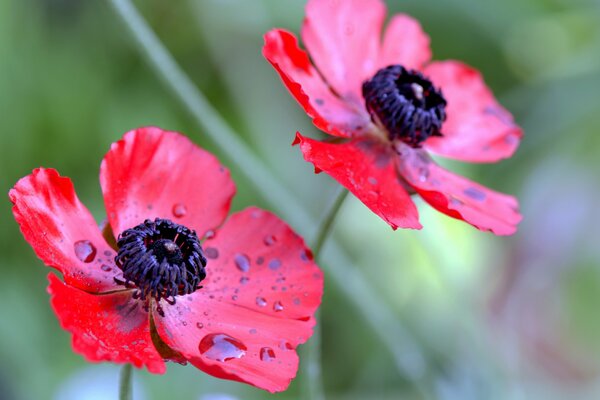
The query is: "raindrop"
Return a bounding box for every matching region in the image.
[100,264,112,272]
[255,297,267,307]
[463,187,487,202]
[368,176,378,185]
[249,328,257,335]
[198,333,247,362]
[273,301,284,312]
[172,203,187,218]
[234,254,250,272]
[260,347,276,362]
[279,340,293,351]
[300,249,313,262]
[268,259,281,270]
[205,247,219,259]
[182,321,187,327]
[293,298,301,306]
[256,256,265,265]
[239,277,250,285]
[103,250,112,257]
[196,322,204,329]
[74,240,96,263]
[204,230,216,239]
[263,235,276,246]
[231,295,238,301]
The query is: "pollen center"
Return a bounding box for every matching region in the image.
[115,218,207,304]
[362,65,447,147]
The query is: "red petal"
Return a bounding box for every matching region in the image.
[378,14,432,71]
[263,29,370,138]
[423,61,523,163]
[100,127,235,237]
[9,168,120,293]
[302,0,386,103]
[397,145,522,235]
[152,207,323,392]
[294,133,421,230]
[47,274,165,373]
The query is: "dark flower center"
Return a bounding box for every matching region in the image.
[115,218,207,304]
[362,65,447,147]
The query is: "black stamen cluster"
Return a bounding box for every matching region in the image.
[115,218,207,303]
[362,65,447,147]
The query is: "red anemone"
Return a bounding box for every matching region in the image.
[263,0,522,235]
[9,127,323,393]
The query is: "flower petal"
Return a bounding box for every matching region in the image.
[9,168,120,293]
[294,133,421,230]
[100,127,235,238]
[423,61,523,163]
[47,273,165,373]
[302,0,386,102]
[263,29,370,138]
[397,146,522,235]
[378,14,432,71]
[152,207,323,392]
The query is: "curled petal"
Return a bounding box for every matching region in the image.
[378,14,432,71]
[302,0,386,102]
[47,274,165,373]
[263,29,370,138]
[423,61,522,163]
[100,127,235,238]
[10,168,120,293]
[294,133,421,230]
[397,145,522,235]
[153,207,323,392]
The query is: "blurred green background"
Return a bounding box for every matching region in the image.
[1,0,600,399]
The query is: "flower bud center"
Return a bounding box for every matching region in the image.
[362,65,447,147]
[115,218,207,304]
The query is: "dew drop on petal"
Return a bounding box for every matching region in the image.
[273,301,284,312]
[268,259,281,270]
[263,235,276,246]
[256,297,267,307]
[196,322,204,329]
[300,249,313,262]
[249,328,257,335]
[260,347,276,362]
[74,240,96,263]
[100,264,112,272]
[234,254,250,272]
[463,187,487,202]
[204,230,216,239]
[172,203,187,218]
[198,333,247,362]
[256,256,265,265]
[205,247,219,259]
[240,276,249,285]
[279,340,294,351]
[103,250,112,257]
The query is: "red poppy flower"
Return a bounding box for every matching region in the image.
[9,127,323,393]
[263,0,522,235]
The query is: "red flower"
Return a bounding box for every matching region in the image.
[9,127,323,393]
[263,0,522,235]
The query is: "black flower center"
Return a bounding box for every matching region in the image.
[362,65,447,147]
[115,218,207,304]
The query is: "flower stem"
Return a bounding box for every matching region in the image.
[302,187,349,400]
[119,364,133,400]
[107,0,430,392]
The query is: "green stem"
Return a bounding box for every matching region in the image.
[302,187,348,400]
[107,0,430,392]
[119,364,133,400]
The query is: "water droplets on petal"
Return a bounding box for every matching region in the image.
[268,259,282,270]
[234,253,251,272]
[172,203,187,218]
[74,240,96,263]
[260,347,276,362]
[256,297,267,307]
[198,333,247,362]
[205,247,219,259]
[273,301,284,312]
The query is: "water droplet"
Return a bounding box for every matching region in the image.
[100,264,112,272]
[268,259,281,270]
[300,249,313,262]
[293,298,301,305]
[74,240,96,263]
[204,230,216,239]
[273,301,284,312]
[418,167,429,182]
[196,322,204,329]
[256,256,264,265]
[368,176,378,185]
[231,295,238,301]
[205,247,219,259]
[172,203,187,218]
[234,254,250,272]
[314,98,324,106]
[182,321,187,326]
[260,347,276,362]
[103,250,112,257]
[279,340,293,351]
[463,187,487,202]
[249,328,257,334]
[198,333,247,362]
[263,235,276,246]
[240,276,249,285]
[255,297,267,307]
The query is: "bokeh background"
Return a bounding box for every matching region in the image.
[1,0,600,399]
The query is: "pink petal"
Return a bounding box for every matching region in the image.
[100,127,235,238]
[263,29,370,138]
[10,168,120,293]
[378,14,432,71]
[48,274,165,373]
[397,145,522,235]
[294,133,421,230]
[302,0,386,103]
[423,61,523,163]
[152,207,323,392]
